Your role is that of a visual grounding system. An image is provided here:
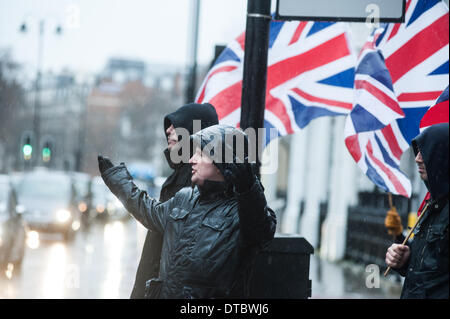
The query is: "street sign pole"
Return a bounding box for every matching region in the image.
[240,0,272,173]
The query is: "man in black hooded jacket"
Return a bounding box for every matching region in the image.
[98,124,276,298]
[130,103,218,298]
[385,123,449,299]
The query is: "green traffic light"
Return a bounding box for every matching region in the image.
[42,147,51,162]
[23,144,33,159]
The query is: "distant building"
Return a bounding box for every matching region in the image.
[84,57,183,177]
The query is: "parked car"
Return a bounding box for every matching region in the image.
[71,172,94,228]
[16,170,80,241]
[0,175,27,272]
[90,176,112,221]
[91,176,129,221]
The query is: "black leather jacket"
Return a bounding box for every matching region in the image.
[130,102,219,298]
[398,198,449,298]
[130,149,192,299]
[101,163,276,299]
[396,123,449,299]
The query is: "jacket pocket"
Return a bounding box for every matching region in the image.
[201,216,227,231]
[169,207,190,220]
[167,208,191,237]
[421,226,446,271]
[193,216,235,260]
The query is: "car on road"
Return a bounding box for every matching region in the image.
[71,172,94,227]
[0,175,27,272]
[16,170,80,241]
[90,176,112,221]
[90,176,128,221]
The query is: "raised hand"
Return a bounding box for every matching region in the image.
[222,159,256,193]
[98,155,114,175]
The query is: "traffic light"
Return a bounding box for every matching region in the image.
[42,144,51,162]
[42,139,52,163]
[22,136,33,160]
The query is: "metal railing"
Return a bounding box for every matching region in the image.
[345,191,415,269]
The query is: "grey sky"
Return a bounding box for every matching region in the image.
[2,0,447,80]
[0,0,249,77]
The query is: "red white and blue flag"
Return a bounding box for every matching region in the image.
[345,0,449,198]
[195,20,355,145]
[420,85,449,131]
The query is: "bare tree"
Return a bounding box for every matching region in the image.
[0,49,27,172]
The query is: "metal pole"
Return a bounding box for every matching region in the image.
[33,19,44,167]
[75,83,89,172]
[240,0,272,173]
[185,0,201,103]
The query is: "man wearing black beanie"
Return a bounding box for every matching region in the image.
[130,102,218,298]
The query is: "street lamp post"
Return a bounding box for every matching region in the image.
[20,18,62,167]
[185,0,201,104]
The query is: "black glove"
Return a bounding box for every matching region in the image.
[222,160,257,193]
[98,155,114,175]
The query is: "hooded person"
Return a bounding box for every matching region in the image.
[98,124,277,298]
[385,123,449,299]
[129,102,218,299]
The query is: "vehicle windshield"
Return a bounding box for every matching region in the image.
[18,176,71,200]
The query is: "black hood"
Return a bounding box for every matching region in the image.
[411,123,449,200]
[164,102,219,136]
[163,103,219,168]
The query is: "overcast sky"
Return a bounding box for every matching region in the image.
[0,0,256,77]
[2,0,447,80]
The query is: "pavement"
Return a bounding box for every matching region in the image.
[310,253,403,299]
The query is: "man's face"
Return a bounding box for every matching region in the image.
[166,125,178,150]
[189,147,224,186]
[415,151,428,181]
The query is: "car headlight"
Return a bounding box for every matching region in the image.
[78,202,88,213]
[56,209,71,223]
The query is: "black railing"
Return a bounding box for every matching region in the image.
[317,201,328,249]
[345,190,415,270]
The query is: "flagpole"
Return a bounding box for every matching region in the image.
[384,202,430,276]
[240,0,272,176]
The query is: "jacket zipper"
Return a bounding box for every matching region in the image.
[419,244,426,269]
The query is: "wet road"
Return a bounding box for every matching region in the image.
[1,217,402,299]
[0,218,147,299]
[310,255,402,299]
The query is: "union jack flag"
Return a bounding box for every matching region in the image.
[420,85,449,131]
[345,0,449,198]
[195,20,355,145]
